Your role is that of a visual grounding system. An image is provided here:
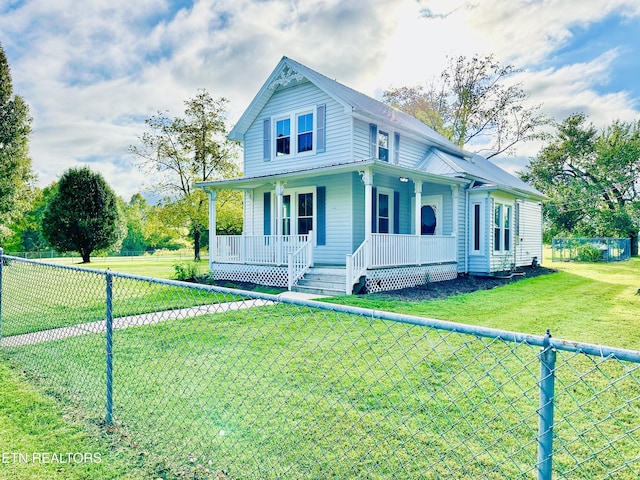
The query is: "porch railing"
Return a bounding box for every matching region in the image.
[345,240,369,295]
[370,234,457,267]
[346,234,456,294]
[288,232,314,290]
[214,234,309,265]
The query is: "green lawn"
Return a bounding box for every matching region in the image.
[0,362,155,480]
[325,253,640,350]
[1,250,639,478]
[1,257,234,336]
[48,253,206,280]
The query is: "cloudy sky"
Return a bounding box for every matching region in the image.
[2,0,640,199]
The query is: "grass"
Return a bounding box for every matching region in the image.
[2,307,545,478]
[324,251,640,350]
[41,250,204,280]
[3,301,639,478]
[1,258,235,336]
[0,361,154,480]
[1,249,639,478]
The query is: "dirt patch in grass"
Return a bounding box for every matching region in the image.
[363,265,558,302]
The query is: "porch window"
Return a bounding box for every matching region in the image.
[276,118,291,156]
[282,195,291,235]
[421,205,437,235]
[378,192,390,233]
[297,193,313,234]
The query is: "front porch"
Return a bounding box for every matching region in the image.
[209,233,458,294]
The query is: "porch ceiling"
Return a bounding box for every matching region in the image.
[196,158,467,192]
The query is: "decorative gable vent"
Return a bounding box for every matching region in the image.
[268,65,305,90]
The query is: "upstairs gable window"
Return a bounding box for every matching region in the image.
[369,124,398,163]
[378,131,390,162]
[297,113,313,153]
[275,118,291,156]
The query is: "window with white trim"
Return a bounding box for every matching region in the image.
[273,188,315,236]
[297,113,313,153]
[272,108,317,158]
[494,203,512,252]
[472,203,481,252]
[275,118,291,156]
[378,131,390,162]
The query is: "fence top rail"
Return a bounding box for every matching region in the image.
[2,251,640,363]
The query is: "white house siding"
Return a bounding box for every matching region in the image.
[352,119,372,160]
[515,200,543,267]
[398,135,430,168]
[243,82,352,178]
[455,185,467,273]
[315,173,353,264]
[352,172,365,250]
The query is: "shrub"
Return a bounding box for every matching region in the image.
[173,262,200,281]
[577,244,602,262]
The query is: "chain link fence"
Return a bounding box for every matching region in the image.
[1,250,639,479]
[552,237,631,263]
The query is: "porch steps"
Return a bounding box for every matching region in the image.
[292,267,347,297]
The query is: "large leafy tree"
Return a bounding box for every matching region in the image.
[0,41,33,241]
[3,184,57,253]
[42,167,126,262]
[131,89,239,261]
[383,54,549,158]
[521,113,640,255]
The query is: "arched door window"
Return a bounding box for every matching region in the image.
[421,205,437,235]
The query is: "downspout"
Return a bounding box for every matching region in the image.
[464,180,477,275]
[464,184,469,274]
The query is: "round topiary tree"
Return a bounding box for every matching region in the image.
[42,167,125,262]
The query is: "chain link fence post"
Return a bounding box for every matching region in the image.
[105,270,114,426]
[537,329,556,480]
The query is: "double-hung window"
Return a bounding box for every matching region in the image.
[297,113,313,153]
[494,203,512,252]
[268,106,324,160]
[494,205,502,251]
[275,118,291,156]
[369,124,399,163]
[378,131,390,162]
[504,206,512,251]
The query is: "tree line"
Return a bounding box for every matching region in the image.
[1,40,638,261]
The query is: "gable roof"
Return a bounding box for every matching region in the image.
[418,149,545,199]
[228,56,545,200]
[229,56,465,157]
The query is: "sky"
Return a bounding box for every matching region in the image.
[1,0,640,200]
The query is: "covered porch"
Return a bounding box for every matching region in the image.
[198,161,463,294]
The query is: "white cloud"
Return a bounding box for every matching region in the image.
[2,0,640,199]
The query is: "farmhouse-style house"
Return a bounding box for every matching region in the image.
[197,57,545,295]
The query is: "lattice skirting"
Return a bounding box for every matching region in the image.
[364,263,458,294]
[211,263,289,288]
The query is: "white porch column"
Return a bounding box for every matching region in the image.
[451,185,459,237]
[362,168,373,267]
[208,190,218,264]
[275,181,285,265]
[414,180,423,235]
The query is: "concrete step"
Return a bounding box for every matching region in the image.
[292,266,347,296]
[292,284,346,297]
